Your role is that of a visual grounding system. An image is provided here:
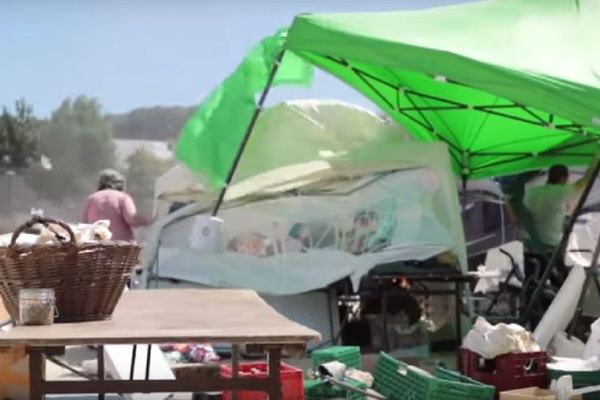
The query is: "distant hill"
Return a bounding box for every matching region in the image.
[107,105,195,141]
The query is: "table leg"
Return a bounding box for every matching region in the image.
[130,344,137,380]
[98,346,105,400]
[381,279,390,352]
[232,344,240,400]
[455,281,462,347]
[145,344,152,380]
[267,347,282,400]
[28,348,45,400]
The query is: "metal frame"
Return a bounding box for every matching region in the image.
[28,345,283,400]
[211,51,285,216]
[372,273,475,352]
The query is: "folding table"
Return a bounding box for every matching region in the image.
[0,289,320,399]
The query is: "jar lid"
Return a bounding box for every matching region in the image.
[19,288,55,301]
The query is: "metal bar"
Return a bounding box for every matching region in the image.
[145,344,152,380]
[485,269,517,315]
[323,54,597,141]
[267,347,282,400]
[567,229,600,338]
[48,355,94,380]
[398,105,464,112]
[454,281,462,347]
[29,349,45,400]
[98,346,106,400]
[129,344,137,380]
[211,50,286,216]
[232,344,240,400]
[402,89,435,130]
[522,153,600,325]
[471,139,597,173]
[381,279,390,352]
[519,105,548,125]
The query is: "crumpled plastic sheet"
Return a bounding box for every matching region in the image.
[159,343,220,364]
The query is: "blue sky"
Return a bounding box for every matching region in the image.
[2,0,468,117]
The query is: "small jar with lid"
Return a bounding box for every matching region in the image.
[19,288,56,326]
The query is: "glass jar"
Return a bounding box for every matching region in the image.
[19,288,56,326]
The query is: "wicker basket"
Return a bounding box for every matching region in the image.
[0,217,141,323]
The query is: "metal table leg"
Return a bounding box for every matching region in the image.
[232,344,240,400]
[98,345,105,400]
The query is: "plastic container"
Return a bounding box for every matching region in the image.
[458,348,548,395]
[19,288,55,326]
[372,352,494,400]
[311,346,362,370]
[220,362,303,400]
[305,378,366,400]
[432,367,495,400]
[547,367,600,400]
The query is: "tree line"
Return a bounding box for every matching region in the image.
[0,96,176,216]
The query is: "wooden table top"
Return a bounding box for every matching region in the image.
[0,289,321,347]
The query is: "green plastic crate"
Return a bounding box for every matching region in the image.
[311,346,362,370]
[373,352,429,400]
[548,368,600,400]
[372,352,494,400]
[431,367,495,400]
[305,378,366,400]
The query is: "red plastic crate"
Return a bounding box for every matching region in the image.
[458,348,548,395]
[220,362,304,400]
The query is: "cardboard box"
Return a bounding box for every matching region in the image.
[500,387,581,400]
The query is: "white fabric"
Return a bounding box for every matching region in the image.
[144,167,461,295]
[566,212,600,267]
[584,318,600,360]
[548,331,585,358]
[534,264,587,350]
[473,241,524,293]
[462,317,539,359]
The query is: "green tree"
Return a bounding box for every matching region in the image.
[0,99,40,169]
[27,96,116,200]
[125,147,174,216]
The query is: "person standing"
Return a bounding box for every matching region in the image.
[82,169,150,241]
[524,155,599,249]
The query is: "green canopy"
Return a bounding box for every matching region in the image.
[286,0,600,179]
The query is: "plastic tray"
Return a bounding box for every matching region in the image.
[305,378,366,400]
[221,362,303,400]
[372,352,494,400]
[458,348,548,394]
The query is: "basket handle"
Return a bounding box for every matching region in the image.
[9,216,77,248]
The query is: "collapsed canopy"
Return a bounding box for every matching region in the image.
[286,0,600,179]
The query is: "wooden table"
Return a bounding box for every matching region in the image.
[0,289,320,399]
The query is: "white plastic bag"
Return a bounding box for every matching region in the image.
[584,318,600,360]
[534,265,587,350]
[548,331,585,358]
